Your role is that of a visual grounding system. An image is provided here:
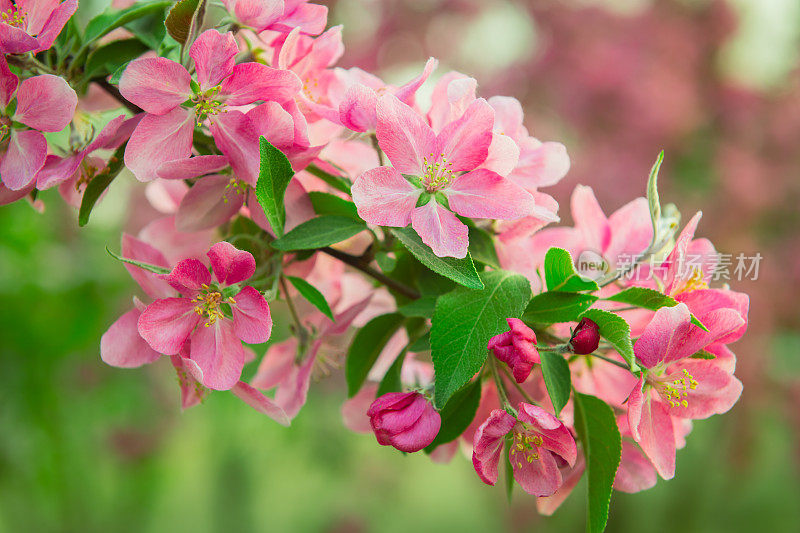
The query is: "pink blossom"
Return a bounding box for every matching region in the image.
[626,303,744,479]
[488,318,540,383]
[569,317,600,354]
[367,391,441,453]
[0,0,77,54]
[472,403,577,496]
[120,29,300,181]
[351,94,535,258]
[223,0,328,35]
[0,56,77,190]
[137,242,272,390]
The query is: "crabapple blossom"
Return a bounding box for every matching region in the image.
[0,0,77,54]
[367,391,441,453]
[488,318,540,383]
[569,317,600,355]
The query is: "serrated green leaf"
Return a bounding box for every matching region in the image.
[431,271,531,408]
[425,379,481,452]
[106,247,171,275]
[286,276,333,320]
[540,351,571,416]
[647,151,664,241]
[308,191,360,220]
[165,0,200,44]
[83,1,172,45]
[255,137,295,237]
[468,225,500,268]
[523,292,598,324]
[377,348,407,396]
[573,393,621,533]
[580,309,639,372]
[78,143,127,227]
[544,247,599,292]
[305,164,352,194]
[391,227,483,290]
[346,313,405,397]
[397,295,437,318]
[271,216,365,251]
[604,287,708,332]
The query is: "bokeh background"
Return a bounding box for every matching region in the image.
[2,0,800,531]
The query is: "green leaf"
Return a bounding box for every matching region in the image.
[573,393,621,533]
[431,271,531,408]
[255,137,295,237]
[504,441,515,502]
[305,164,352,194]
[425,379,482,451]
[691,350,716,360]
[83,1,172,45]
[540,351,571,416]
[397,295,437,318]
[308,191,360,220]
[78,143,127,227]
[271,216,365,251]
[84,39,149,81]
[391,227,484,290]
[468,225,500,268]
[106,247,171,275]
[544,247,599,292]
[286,276,333,320]
[377,349,407,396]
[165,0,205,45]
[346,313,405,397]
[407,331,430,352]
[580,309,640,372]
[604,286,708,331]
[523,292,598,324]
[647,151,664,241]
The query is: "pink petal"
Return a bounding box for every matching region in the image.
[138,298,200,355]
[156,155,230,180]
[232,381,290,426]
[100,308,161,368]
[164,258,212,294]
[411,200,469,259]
[435,98,494,172]
[0,129,46,190]
[662,359,742,419]
[447,169,535,220]
[511,139,570,189]
[119,57,192,114]
[351,166,421,227]
[209,110,260,185]
[393,57,438,105]
[251,338,298,390]
[536,456,586,515]
[675,288,749,345]
[375,94,437,175]
[170,354,205,409]
[0,181,33,205]
[138,216,214,266]
[0,23,39,54]
[512,448,563,497]
[605,197,653,268]
[517,403,577,466]
[342,382,378,433]
[247,101,295,149]
[427,73,477,133]
[121,233,174,299]
[190,319,245,390]
[275,1,328,34]
[175,175,244,232]
[613,441,657,493]
[629,389,676,480]
[223,0,282,30]
[189,29,237,90]
[14,74,76,131]
[274,349,316,419]
[482,132,520,176]
[208,241,256,285]
[220,63,301,106]
[232,286,272,344]
[124,108,195,182]
[472,409,516,486]
[35,153,82,190]
[0,55,18,108]
[571,185,610,254]
[339,83,378,133]
[31,0,77,53]
[634,303,694,369]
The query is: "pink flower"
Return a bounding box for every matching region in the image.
[367,391,441,453]
[0,56,77,190]
[120,29,300,181]
[626,303,744,479]
[488,318,540,383]
[472,403,577,496]
[0,0,77,54]
[351,94,535,258]
[569,317,600,354]
[223,0,328,35]
[137,242,272,391]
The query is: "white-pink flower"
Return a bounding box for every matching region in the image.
[351,94,535,258]
[0,0,77,54]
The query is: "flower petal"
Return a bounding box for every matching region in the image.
[411,199,469,258]
[447,168,534,220]
[220,63,301,106]
[164,258,212,294]
[175,174,244,232]
[156,155,229,180]
[125,108,195,182]
[138,298,200,355]
[376,94,437,175]
[339,83,378,133]
[0,129,46,190]
[100,308,161,368]
[209,110,260,185]
[208,241,256,285]
[190,318,245,390]
[351,166,420,227]
[232,381,290,426]
[512,448,563,497]
[121,233,174,299]
[189,29,237,90]
[232,286,272,344]
[571,185,610,253]
[119,57,192,114]
[472,409,517,486]
[435,98,494,172]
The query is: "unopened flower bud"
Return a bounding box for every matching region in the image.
[488,318,540,383]
[367,391,441,452]
[569,317,600,354]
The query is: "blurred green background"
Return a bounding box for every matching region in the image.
[2,0,800,532]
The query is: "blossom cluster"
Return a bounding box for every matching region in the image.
[0,1,749,526]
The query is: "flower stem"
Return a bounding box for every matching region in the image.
[490,356,516,416]
[371,134,385,166]
[320,246,420,300]
[499,364,538,405]
[589,352,630,370]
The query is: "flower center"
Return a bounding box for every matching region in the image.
[1,8,25,28]
[653,368,697,408]
[420,152,454,192]
[192,284,233,326]
[192,87,226,125]
[302,76,320,102]
[672,267,708,296]
[509,424,544,467]
[223,178,248,202]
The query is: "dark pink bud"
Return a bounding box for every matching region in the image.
[569,317,600,354]
[487,318,540,383]
[367,391,441,453]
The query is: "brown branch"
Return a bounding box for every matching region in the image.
[320,247,420,300]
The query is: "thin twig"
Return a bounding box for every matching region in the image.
[320,246,420,300]
[95,79,142,114]
[499,364,538,405]
[589,352,630,370]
